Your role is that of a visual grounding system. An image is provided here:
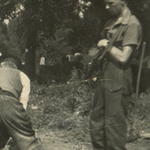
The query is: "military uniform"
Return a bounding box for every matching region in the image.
[90,8,142,150]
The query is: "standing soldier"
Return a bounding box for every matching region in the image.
[0,54,44,150]
[90,0,142,150]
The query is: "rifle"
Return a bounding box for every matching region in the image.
[86,47,104,79]
[86,24,126,79]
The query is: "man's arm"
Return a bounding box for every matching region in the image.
[19,72,30,110]
[97,39,134,63]
[109,45,135,63]
[97,23,142,63]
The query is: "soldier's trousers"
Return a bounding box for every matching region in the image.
[90,81,130,150]
[0,95,44,150]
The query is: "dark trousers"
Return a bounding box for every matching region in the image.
[90,81,130,150]
[0,95,44,150]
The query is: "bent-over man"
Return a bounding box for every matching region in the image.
[0,54,44,150]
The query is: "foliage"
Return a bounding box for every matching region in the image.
[28,81,95,142]
[127,93,150,139]
[0,0,26,60]
[0,0,150,76]
[16,0,106,64]
[0,17,26,60]
[17,0,81,37]
[26,81,150,145]
[0,23,8,54]
[37,28,73,64]
[4,18,26,58]
[0,0,23,21]
[14,0,83,78]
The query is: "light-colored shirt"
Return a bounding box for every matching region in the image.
[19,71,30,110]
[101,7,142,50]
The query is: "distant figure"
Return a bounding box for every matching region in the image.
[0,54,44,150]
[40,56,45,65]
[39,55,46,74]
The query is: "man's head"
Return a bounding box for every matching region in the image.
[104,0,127,16]
[0,54,22,70]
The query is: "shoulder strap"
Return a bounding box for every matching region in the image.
[98,24,126,62]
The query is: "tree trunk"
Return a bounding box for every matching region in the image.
[25,29,37,80]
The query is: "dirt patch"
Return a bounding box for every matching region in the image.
[37,129,150,150]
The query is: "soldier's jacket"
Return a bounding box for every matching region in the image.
[100,7,142,95]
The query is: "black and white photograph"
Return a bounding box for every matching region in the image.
[0,0,150,150]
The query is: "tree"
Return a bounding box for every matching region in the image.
[0,0,150,81]
[37,28,73,65]
[0,0,26,57]
[17,0,82,80]
[4,17,26,57]
[0,0,23,21]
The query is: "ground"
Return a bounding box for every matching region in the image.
[3,83,150,150]
[33,84,150,150]
[38,129,150,150]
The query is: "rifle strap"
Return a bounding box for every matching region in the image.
[98,24,127,61]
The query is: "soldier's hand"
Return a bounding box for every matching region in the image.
[97,39,109,47]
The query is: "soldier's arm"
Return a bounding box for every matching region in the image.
[19,72,30,110]
[104,23,141,64]
[109,45,135,63]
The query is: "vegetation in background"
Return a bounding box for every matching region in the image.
[0,0,148,78]
[0,1,149,149]
[25,81,150,146]
[28,81,95,143]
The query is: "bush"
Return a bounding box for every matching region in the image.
[27,81,95,142]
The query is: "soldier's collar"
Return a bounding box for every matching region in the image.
[114,7,131,26]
